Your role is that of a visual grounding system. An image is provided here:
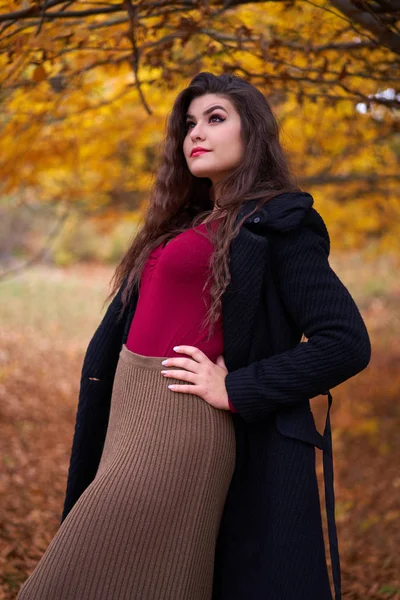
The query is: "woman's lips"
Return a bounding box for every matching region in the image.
[191,150,211,157]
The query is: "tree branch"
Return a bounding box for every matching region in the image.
[124,0,153,115]
[330,0,400,55]
[0,208,70,282]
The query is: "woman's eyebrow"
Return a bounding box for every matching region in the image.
[185,105,228,120]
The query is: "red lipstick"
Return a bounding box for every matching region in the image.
[191,146,211,157]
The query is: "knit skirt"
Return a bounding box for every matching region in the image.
[17,344,236,600]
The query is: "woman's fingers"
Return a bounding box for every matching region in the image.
[161,368,197,384]
[172,345,208,364]
[166,383,202,393]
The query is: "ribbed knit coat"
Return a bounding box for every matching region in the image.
[61,192,371,600]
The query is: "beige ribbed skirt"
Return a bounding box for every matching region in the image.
[17,344,236,600]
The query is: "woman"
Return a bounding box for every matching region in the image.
[17,72,371,600]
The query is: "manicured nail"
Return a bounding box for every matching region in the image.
[168,384,174,389]
[173,346,180,351]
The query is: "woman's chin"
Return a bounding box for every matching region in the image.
[190,167,219,180]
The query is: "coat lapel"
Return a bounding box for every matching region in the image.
[222,202,269,371]
[221,192,314,371]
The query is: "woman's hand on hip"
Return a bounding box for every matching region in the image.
[160,345,230,410]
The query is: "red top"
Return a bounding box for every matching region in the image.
[126,218,238,413]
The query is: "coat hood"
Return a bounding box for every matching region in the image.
[241,191,330,249]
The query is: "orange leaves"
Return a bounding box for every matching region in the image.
[32,63,47,82]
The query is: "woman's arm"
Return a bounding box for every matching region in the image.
[224,211,371,423]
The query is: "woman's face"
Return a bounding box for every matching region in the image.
[183,93,244,189]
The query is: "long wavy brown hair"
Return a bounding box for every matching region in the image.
[105,71,301,339]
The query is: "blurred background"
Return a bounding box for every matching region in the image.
[0,1,399,598]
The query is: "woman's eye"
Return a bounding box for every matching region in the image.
[185,114,225,131]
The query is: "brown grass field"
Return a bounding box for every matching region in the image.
[1,255,399,599]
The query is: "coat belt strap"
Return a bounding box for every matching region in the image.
[322,390,342,600]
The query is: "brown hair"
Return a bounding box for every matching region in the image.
[105,72,300,338]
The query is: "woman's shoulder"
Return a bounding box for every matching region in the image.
[268,206,330,256]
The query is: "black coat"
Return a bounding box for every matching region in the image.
[61,192,371,600]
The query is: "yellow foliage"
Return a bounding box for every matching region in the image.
[0,0,398,258]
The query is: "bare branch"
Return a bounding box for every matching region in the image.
[0,208,70,282]
[124,0,153,115]
[302,172,400,186]
[331,0,400,54]
[0,0,194,22]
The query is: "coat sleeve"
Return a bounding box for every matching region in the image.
[224,213,371,424]
[60,279,128,523]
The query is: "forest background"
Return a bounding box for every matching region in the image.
[0,0,399,598]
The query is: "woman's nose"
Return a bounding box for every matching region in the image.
[190,122,206,141]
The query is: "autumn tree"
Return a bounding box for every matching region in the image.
[0,0,399,257]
